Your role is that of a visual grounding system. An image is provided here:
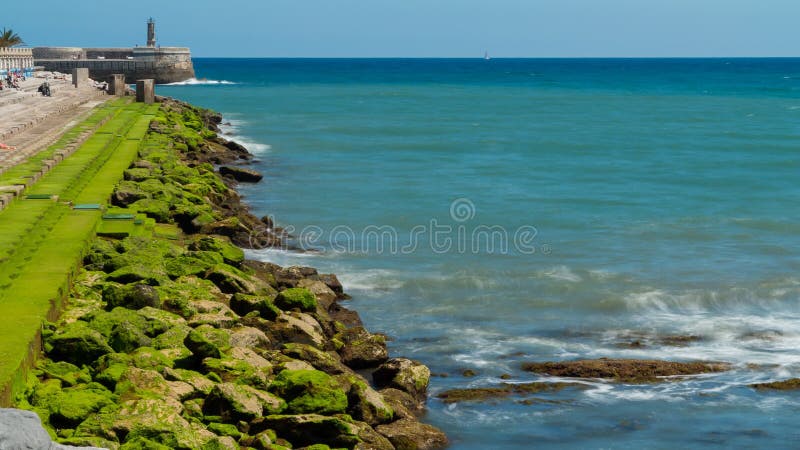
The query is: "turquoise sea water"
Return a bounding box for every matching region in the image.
[162,59,800,449]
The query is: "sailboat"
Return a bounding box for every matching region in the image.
[484,51,491,60]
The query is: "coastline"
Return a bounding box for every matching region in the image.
[10,97,448,449]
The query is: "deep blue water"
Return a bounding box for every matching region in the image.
[161,58,800,449]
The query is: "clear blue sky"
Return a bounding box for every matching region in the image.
[11,0,800,57]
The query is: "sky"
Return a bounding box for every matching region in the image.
[10,0,800,57]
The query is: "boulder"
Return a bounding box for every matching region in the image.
[230,326,272,350]
[317,273,345,297]
[189,236,245,266]
[203,347,273,389]
[269,369,348,415]
[112,185,148,207]
[372,358,430,402]
[249,414,361,449]
[33,382,116,429]
[46,321,113,366]
[219,165,263,183]
[184,325,231,360]
[204,264,265,295]
[202,382,285,422]
[274,287,318,312]
[230,293,280,320]
[272,313,327,349]
[336,375,394,426]
[297,279,337,310]
[376,418,448,450]
[38,360,92,387]
[0,408,107,450]
[107,398,216,448]
[281,343,351,375]
[521,358,731,382]
[378,388,424,419]
[102,283,161,310]
[336,326,388,369]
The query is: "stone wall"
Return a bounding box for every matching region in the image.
[34,46,195,84]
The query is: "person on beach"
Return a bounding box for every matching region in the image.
[0,143,17,151]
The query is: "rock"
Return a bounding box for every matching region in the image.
[250,414,361,449]
[521,358,731,382]
[109,398,216,448]
[38,360,92,387]
[112,185,148,207]
[189,236,245,266]
[184,325,231,360]
[33,382,116,429]
[372,358,431,402]
[329,303,363,328]
[204,264,265,295]
[219,165,263,182]
[376,418,448,450]
[272,312,327,349]
[274,287,318,312]
[115,367,176,399]
[336,326,388,369]
[336,375,394,426]
[46,321,113,366]
[230,293,280,320]
[436,382,581,403]
[162,367,215,396]
[750,379,800,391]
[378,388,424,419]
[230,326,272,350]
[102,283,161,310]
[0,408,107,450]
[317,273,345,297]
[281,343,351,375]
[297,279,337,310]
[202,382,285,422]
[273,266,320,289]
[269,369,348,415]
[123,168,153,182]
[203,347,273,389]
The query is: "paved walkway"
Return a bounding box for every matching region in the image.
[0,76,108,172]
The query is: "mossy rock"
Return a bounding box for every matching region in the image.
[202,347,272,389]
[281,343,350,375]
[269,370,348,415]
[152,324,192,350]
[274,288,317,313]
[184,325,231,360]
[120,437,173,449]
[102,283,162,310]
[252,414,361,449]
[46,321,113,366]
[207,422,242,440]
[165,254,220,278]
[38,360,92,387]
[130,347,176,371]
[157,277,222,318]
[106,265,168,286]
[34,382,117,429]
[131,198,172,223]
[202,382,286,422]
[190,236,245,266]
[337,375,394,426]
[124,168,154,182]
[230,293,280,320]
[204,264,264,295]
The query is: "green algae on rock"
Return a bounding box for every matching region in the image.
[269,369,348,415]
[522,358,731,382]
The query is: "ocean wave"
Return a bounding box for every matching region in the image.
[539,265,582,283]
[217,118,272,154]
[164,78,237,86]
[337,269,404,292]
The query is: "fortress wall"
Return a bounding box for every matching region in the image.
[36,57,194,84]
[85,48,135,59]
[32,47,85,60]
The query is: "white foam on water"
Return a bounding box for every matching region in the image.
[217,117,272,154]
[540,265,582,283]
[336,269,404,292]
[165,78,237,86]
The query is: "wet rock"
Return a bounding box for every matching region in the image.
[522,358,730,382]
[372,358,431,402]
[376,418,449,450]
[658,335,704,346]
[378,388,424,419]
[317,273,345,297]
[219,165,264,182]
[750,379,800,391]
[337,326,389,369]
[269,369,348,415]
[273,266,320,289]
[336,374,395,426]
[329,303,363,328]
[436,382,581,403]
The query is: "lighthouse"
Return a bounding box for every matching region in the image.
[147,18,156,47]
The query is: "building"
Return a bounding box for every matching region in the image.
[33,19,195,84]
[0,47,34,77]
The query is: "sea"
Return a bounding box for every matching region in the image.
[161,58,800,449]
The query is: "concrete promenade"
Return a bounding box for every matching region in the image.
[0,76,108,173]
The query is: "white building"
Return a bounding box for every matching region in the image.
[0,47,35,76]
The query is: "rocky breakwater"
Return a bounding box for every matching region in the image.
[14,100,447,449]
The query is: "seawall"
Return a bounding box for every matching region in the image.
[33,47,195,84]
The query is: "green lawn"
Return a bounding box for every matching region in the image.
[0,99,159,405]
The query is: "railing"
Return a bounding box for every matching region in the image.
[0,48,33,57]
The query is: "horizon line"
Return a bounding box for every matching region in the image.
[190,55,800,59]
